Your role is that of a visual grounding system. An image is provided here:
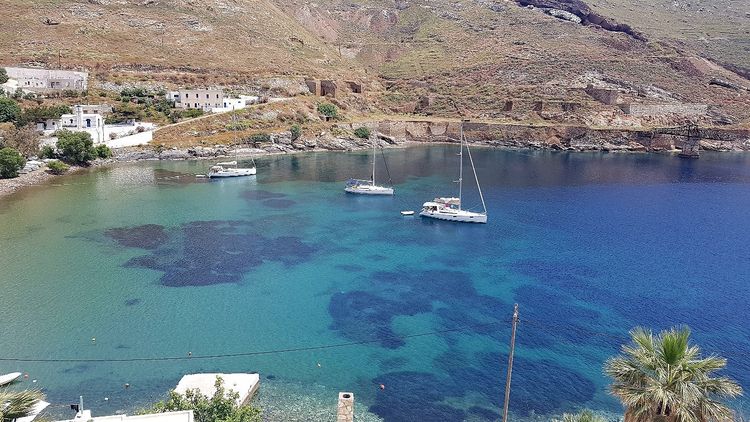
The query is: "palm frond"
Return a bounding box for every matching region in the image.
[0,389,45,420]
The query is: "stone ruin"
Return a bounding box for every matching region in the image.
[585,84,620,105]
[305,78,364,98]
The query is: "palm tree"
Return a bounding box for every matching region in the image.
[605,326,743,422]
[0,389,45,422]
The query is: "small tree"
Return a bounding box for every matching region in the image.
[290,124,302,141]
[317,102,338,119]
[0,68,8,84]
[145,377,261,422]
[0,147,25,178]
[354,126,371,139]
[46,159,69,174]
[0,97,21,123]
[605,326,743,422]
[0,124,39,157]
[56,130,95,165]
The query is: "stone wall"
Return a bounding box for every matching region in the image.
[360,120,750,152]
[585,85,619,105]
[621,103,708,117]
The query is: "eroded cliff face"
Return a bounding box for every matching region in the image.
[341,121,750,152]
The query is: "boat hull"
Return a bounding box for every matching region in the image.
[208,168,257,178]
[345,186,394,195]
[0,372,22,386]
[419,210,487,223]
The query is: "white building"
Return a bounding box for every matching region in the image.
[4,67,88,93]
[210,96,260,113]
[38,104,156,147]
[54,409,193,422]
[167,89,224,112]
[59,105,105,143]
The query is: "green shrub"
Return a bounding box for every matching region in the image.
[0,68,8,84]
[249,133,271,144]
[317,102,338,118]
[0,147,25,178]
[39,145,56,159]
[290,124,302,141]
[0,97,21,123]
[94,144,113,159]
[46,160,69,175]
[354,127,371,139]
[56,130,95,165]
[181,108,204,119]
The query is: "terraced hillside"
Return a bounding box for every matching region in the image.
[1,0,749,125]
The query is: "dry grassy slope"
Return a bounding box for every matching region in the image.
[1,0,748,124]
[0,0,364,79]
[279,0,750,123]
[591,0,750,70]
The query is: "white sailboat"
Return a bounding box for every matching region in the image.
[420,120,488,223]
[208,161,256,178]
[345,138,394,195]
[208,106,256,179]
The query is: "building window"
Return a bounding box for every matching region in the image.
[86,118,91,128]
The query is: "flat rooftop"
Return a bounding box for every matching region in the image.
[175,373,260,406]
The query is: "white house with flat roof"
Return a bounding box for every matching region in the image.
[54,409,193,422]
[4,67,88,93]
[168,89,224,112]
[59,105,105,143]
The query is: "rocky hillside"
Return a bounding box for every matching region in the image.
[1,0,749,126]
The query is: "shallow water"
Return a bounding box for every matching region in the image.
[1,146,749,421]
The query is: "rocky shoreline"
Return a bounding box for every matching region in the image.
[2,121,749,199]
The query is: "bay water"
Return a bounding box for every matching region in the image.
[1,146,749,421]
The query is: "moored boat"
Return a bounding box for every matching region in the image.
[420,120,487,224]
[208,161,257,178]
[0,371,22,386]
[345,136,394,195]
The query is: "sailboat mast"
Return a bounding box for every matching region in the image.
[458,121,464,210]
[372,138,376,186]
[465,133,487,214]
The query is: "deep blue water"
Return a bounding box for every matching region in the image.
[1,146,749,421]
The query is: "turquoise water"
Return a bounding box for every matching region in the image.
[1,146,749,421]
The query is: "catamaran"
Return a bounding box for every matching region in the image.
[208,106,256,179]
[420,120,488,223]
[345,138,394,195]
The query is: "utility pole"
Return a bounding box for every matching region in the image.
[502,304,519,422]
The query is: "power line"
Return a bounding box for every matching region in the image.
[0,321,508,364]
